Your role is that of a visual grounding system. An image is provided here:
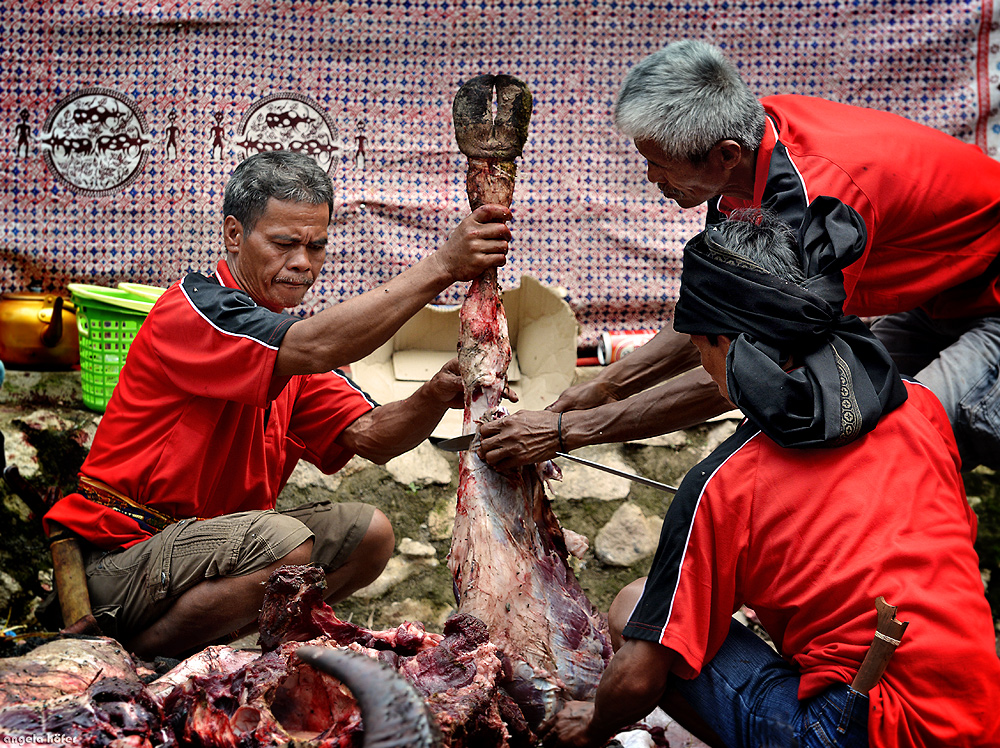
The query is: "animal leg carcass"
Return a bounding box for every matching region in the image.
[449,75,612,729]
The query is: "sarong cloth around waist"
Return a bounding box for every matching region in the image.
[78,475,190,534]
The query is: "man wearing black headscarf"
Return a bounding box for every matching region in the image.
[673,198,907,448]
[538,211,1000,748]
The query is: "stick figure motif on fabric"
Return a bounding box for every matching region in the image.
[165,111,179,161]
[354,118,368,171]
[37,87,151,197]
[15,109,31,159]
[235,92,341,174]
[211,112,225,161]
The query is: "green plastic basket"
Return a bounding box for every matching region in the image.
[117,282,167,302]
[68,284,155,412]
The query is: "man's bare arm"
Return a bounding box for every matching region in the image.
[538,639,676,748]
[275,204,511,377]
[335,359,464,465]
[549,327,703,412]
[479,367,730,470]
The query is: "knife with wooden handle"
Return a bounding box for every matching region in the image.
[851,596,908,693]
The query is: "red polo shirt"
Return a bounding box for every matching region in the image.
[624,382,1000,747]
[44,261,376,549]
[717,95,1000,318]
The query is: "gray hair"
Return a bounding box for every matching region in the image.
[223,151,334,234]
[614,40,766,161]
[710,208,804,283]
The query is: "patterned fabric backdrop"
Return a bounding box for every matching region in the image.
[1,0,998,347]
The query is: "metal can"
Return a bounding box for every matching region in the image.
[597,329,657,365]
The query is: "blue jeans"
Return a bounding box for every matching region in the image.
[870,310,1000,470]
[670,620,869,748]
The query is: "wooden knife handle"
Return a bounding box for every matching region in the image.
[850,596,908,693]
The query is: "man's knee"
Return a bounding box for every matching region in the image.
[359,508,394,571]
[609,577,647,651]
[321,508,395,601]
[281,538,314,567]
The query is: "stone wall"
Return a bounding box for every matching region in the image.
[0,368,733,635]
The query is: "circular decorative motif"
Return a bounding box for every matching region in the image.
[235,92,341,173]
[39,87,151,196]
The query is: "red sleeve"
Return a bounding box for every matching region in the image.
[623,440,758,679]
[283,369,377,477]
[149,280,295,407]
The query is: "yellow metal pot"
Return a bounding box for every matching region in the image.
[0,291,80,368]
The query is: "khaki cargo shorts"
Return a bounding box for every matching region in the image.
[84,500,374,638]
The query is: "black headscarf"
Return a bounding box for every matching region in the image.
[673,198,907,448]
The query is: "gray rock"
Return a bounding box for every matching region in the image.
[285,459,344,493]
[595,502,662,567]
[353,555,438,600]
[276,460,344,511]
[385,441,452,487]
[551,445,632,501]
[426,498,457,541]
[626,431,688,449]
[380,597,453,631]
[0,409,41,479]
[0,570,23,613]
[398,537,436,558]
[697,420,740,461]
[0,370,83,408]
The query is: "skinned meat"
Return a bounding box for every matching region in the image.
[147,646,260,702]
[0,567,522,748]
[257,565,444,656]
[451,289,612,726]
[161,638,363,748]
[0,637,167,748]
[0,567,525,748]
[0,636,169,748]
[0,677,167,748]
[0,636,143,707]
[397,614,528,748]
[450,165,612,727]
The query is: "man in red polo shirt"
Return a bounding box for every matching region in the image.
[45,151,513,657]
[478,39,1000,475]
[539,211,1000,748]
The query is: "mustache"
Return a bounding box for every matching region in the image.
[275,275,314,287]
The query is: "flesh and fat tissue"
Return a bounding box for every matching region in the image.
[449,74,612,729]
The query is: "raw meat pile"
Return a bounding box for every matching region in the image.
[0,565,531,748]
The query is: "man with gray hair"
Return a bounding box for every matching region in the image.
[44,150,514,657]
[478,39,1000,474]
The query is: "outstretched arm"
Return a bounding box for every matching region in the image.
[478,366,730,470]
[549,327,703,412]
[538,639,676,748]
[276,204,512,377]
[335,359,464,465]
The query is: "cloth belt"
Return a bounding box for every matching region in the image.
[78,476,180,534]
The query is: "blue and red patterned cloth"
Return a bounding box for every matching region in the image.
[2,1,998,345]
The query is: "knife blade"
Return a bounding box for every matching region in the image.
[430,433,678,494]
